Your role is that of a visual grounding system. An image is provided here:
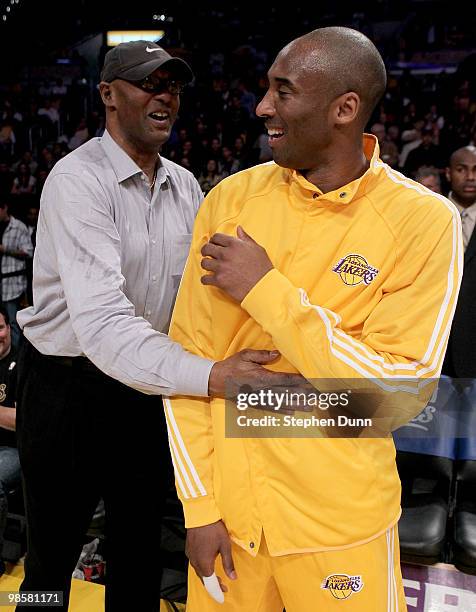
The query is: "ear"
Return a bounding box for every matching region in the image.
[332,91,361,126]
[99,81,115,108]
[445,167,451,183]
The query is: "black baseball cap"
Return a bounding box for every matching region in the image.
[100,40,194,83]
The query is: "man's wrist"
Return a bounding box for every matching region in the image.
[208,361,221,397]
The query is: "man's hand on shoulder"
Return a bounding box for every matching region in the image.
[186,520,236,594]
[200,226,273,302]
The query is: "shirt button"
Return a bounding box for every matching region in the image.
[146,310,152,317]
[151,239,156,244]
[141,175,146,181]
[152,275,157,281]
[249,541,255,549]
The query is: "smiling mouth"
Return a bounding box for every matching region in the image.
[267,128,285,147]
[267,128,285,140]
[148,111,170,126]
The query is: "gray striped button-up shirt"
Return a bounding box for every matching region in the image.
[18,130,213,396]
[1,216,33,301]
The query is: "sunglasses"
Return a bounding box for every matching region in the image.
[120,75,186,95]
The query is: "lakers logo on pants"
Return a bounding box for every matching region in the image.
[187,524,407,611]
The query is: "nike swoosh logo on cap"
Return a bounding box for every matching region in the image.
[146,47,162,53]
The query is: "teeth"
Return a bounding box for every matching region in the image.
[150,112,169,120]
[268,128,284,137]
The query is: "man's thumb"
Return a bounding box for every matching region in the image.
[242,349,280,364]
[237,225,254,242]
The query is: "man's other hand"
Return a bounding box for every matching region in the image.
[201,226,273,302]
[186,520,236,593]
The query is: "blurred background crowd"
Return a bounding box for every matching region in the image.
[0,2,475,220]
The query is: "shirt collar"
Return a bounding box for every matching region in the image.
[288,134,382,205]
[100,129,170,184]
[448,192,476,220]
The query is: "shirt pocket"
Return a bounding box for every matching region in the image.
[169,233,192,289]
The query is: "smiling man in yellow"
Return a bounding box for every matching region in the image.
[165,27,463,611]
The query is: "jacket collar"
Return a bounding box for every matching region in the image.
[288,134,383,205]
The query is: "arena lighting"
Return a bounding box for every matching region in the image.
[106,30,165,46]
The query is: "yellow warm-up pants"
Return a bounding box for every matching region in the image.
[186,524,407,611]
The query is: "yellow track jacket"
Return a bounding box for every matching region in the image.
[165,135,463,556]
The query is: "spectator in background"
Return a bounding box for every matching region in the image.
[442,145,476,378]
[0,123,15,160]
[237,80,257,117]
[37,147,55,173]
[52,142,70,163]
[439,91,475,155]
[51,78,67,97]
[198,159,226,194]
[404,127,445,177]
[214,120,225,146]
[386,124,401,151]
[446,146,476,250]
[0,196,32,347]
[233,135,252,170]
[0,305,21,577]
[425,103,445,132]
[253,129,273,163]
[179,156,193,172]
[37,99,60,141]
[220,146,240,175]
[68,117,90,150]
[414,166,442,193]
[25,206,39,247]
[10,163,36,196]
[399,118,424,169]
[180,139,198,170]
[34,169,49,198]
[208,137,223,163]
[11,151,37,177]
[37,98,60,126]
[224,94,250,141]
[370,122,399,167]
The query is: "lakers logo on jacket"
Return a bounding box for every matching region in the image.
[321,573,364,599]
[333,253,379,286]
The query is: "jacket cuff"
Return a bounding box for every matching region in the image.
[182,496,222,528]
[241,268,294,327]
